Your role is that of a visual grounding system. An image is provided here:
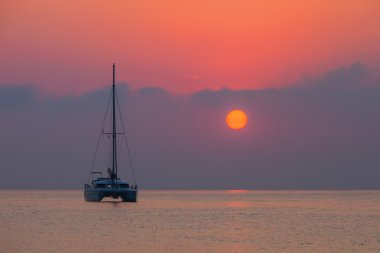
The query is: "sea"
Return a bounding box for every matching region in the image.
[0,190,379,253]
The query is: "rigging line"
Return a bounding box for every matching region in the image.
[105,113,112,168]
[116,90,137,185]
[116,137,121,176]
[107,105,114,171]
[101,134,112,169]
[87,89,112,184]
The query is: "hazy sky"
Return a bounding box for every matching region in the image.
[1,1,380,189]
[1,0,380,94]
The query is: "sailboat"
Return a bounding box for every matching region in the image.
[84,64,138,202]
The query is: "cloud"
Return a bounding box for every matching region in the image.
[0,84,38,110]
[1,62,379,189]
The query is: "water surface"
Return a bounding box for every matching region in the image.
[0,190,379,253]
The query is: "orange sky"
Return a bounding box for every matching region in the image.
[1,0,380,94]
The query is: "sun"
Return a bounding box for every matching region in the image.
[226,109,248,130]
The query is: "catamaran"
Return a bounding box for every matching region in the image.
[84,64,137,202]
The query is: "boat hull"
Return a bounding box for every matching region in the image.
[84,188,137,202]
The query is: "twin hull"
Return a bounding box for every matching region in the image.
[84,187,137,202]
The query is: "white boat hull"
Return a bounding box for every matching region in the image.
[84,187,137,202]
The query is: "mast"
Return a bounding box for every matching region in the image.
[112,63,118,179]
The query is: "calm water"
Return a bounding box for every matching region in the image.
[0,190,379,253]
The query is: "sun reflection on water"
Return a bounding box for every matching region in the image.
[226,190,249,194]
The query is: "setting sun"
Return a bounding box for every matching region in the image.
[226,109,248,130]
